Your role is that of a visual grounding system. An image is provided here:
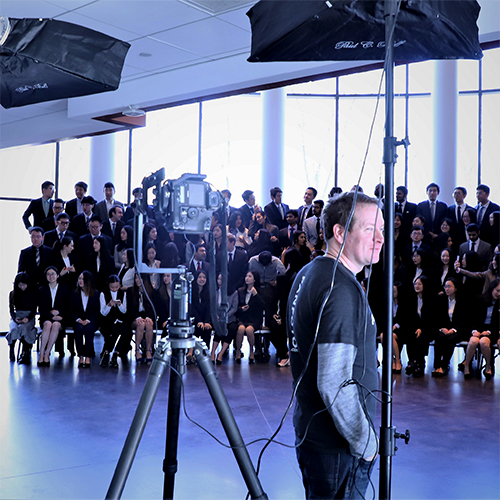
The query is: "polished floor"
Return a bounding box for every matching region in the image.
[0,335,498,500]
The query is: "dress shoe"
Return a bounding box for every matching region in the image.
[9,344,16,362]
[216,359,222,366]
[248,357,255,364]
[110,352,119,368]
[19,352,31,365]
[100,351,110,367]
[483,369,493,380]
[464,372,473,380]
[235,357,241,364]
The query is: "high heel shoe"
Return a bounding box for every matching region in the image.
[483,369,493,380]
[135,349,143,364]
[146,349,153,363]
[235,357,241,364]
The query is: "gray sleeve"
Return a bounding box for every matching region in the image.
[317,342,378,459]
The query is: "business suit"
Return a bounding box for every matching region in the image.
[303,216,323,249]
[42,216,57,232]
[475,201,500,245]
[43,229,78,249]
[297,205,313,229]
[65,198,84,220]
[18,245,54,286]
[70,289,100,358]
[70,212,92,237]
[279,226,296,249]
[77,233,113,272]
[102,219,125,246]
[446,203,472,246]
[264,202,289,230]
[216,249,249,294]
[94,199,124,222]
[395,200,417,239]
[459,239,493,271]
[185,259,210,275]
[22,198,54,229]
[52,251,78,290]
[38,283,70,325]
[416,200,448,234]
[238,204,254,229]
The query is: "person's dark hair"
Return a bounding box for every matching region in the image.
[454,186,467,196]
[108,205,122,218]
[13,272,32,301]
[90,214,102,224]
[411,225,424,234]
[394,213,403,223]
[104,182,115,190]
[293,230,305,245]
[82,196,97,205]
[254,209,265,218]
[306,187,318,198]
[440,217,453,229]
[412,248,428,267]
[30,226,44,236]
[79,270,96,297]
[247,228,272,258]
[44,266,59,279]
[463,207,477,223]
[323,192,379,240]
[444,276,460,290]
[414,214,426,225]
[487,278,500,301]
[75,181,88,191]
[426,182,440,193]
[228,210,247,231]
[466,223,480,233]
[117,225,134,251]
[125,248,135,268]
[53,198,65,206]
[287,209,298,219]
[414,275,429,296]
[462,250,481,272]
[143,242,157,263]
[247,270,261,290]
[221,189,231,199]
[41,180,54,191]
[212,223,223,236]
[242,189,254,202]
[329,187,343,197]
[54,236,74,253]
[396,185,408,197]
[477,184,490,195]
[227,233,236,244]
[258,250,272,266]
[55,212,70,222]
[161,242,180,268]
[270,187,282,198]
[94,235,111,257]
[107,274,121,285]
[314,199,325,209]
[143,223,156,242]
[195,242,207,253]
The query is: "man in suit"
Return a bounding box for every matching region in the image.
[216,189,237,224]
[279,210,299,249]
[22,180,55,230]
[77,215,113,270]
[43,213,78,249]
[102,205,125,246]
[402,225,433,268]
[216,233,248,294]
[239,189,259,229]
[42,198,65,232]
[70,196,96,237]
[94,182,124,222]
[264,187,289,230]
[65,181,88,220]
[458,223,493,271]
[298,187,317,229]
[185,243,210,274]
[303,200,324,251]
[249,209,280,255]
[416,182,448,238]
[475,184,500,245]
[123,187,155,225]
[18,227,54,286]
[446,186,472,246]
[395,185,417,240]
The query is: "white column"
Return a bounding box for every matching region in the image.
[433,60,458,205]
[261,88,285,205]
[90,134,115,199]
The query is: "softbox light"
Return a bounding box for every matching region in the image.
[0,17,130,108]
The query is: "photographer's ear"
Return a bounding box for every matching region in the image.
[332,223,345,245]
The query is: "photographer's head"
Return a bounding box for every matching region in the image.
[323,192,384,273]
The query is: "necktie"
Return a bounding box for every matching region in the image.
[279,204,284,218]
[36,247,40,266]
[228,252,233,264]
[316,217,321,238]
[478,206,485,226]
[471,241,476,252]
[112,222,116,235]
[397,203,403,213]
[86,216,90,229]
[59,232,64,241]
[197,261,201,271]
[290,226,294,242]
[430,201,436,222]
[413,245,417,253]
[457,205,461,221]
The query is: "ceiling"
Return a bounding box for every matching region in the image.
[0,0,499,150]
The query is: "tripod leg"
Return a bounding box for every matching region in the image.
[106,342,171,500]
[163,350,184,500]
[194,341,268,500]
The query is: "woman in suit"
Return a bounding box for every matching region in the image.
[127,273,156,363]
[432,278,468,377]
[71,271,100,368]
[117,248,136,290]
[234,271,265,364]
[436,248,457,296]
[53,236,78,290]
[402,276,435,377]
[86,236,115,293]
[463,279,500,379]
[114,224,134,271]
[37,266,70,367]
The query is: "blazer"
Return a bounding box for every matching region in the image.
[101,219,125,247]
[475,201,500,244]
[38,283,70,325]
[235,287,265,328]
[416,200,448,235]
[70,213,92,237]
[458,239,493,271]
[18,245,55,286]
[94,200,124,222]
[297,205,313,229]
[77,233,114,268]
[52,252,78,290]
[43,229,78,249]
[303,216,323,248]
[435,295,470,341]
[70,289,100,325]
[395,200,417,239]
[216,249,249,294]
[22,198,54,230]
[264,202,289,230]
[238,204,254,229]
[65,198,82,220]
[42,216,57,233]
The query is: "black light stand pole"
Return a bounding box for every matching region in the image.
[379,1,396,498]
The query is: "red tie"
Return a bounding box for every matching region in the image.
[197,262,201,271]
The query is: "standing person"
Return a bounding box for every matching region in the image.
[264,187,289,230]
[94,182,124,222]
[303,199,324,251]
[71,271,100,368]
[287,192,384,498]
[475,184,500,245]
[22,181,55,230]
[417,183,448,239]
[17,227,55,287]
[239,190,259,229]
[65,181,88,220]
[297,187,317,229]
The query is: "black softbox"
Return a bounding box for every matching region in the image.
[0,18,130,108]
[247,0,482,62]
